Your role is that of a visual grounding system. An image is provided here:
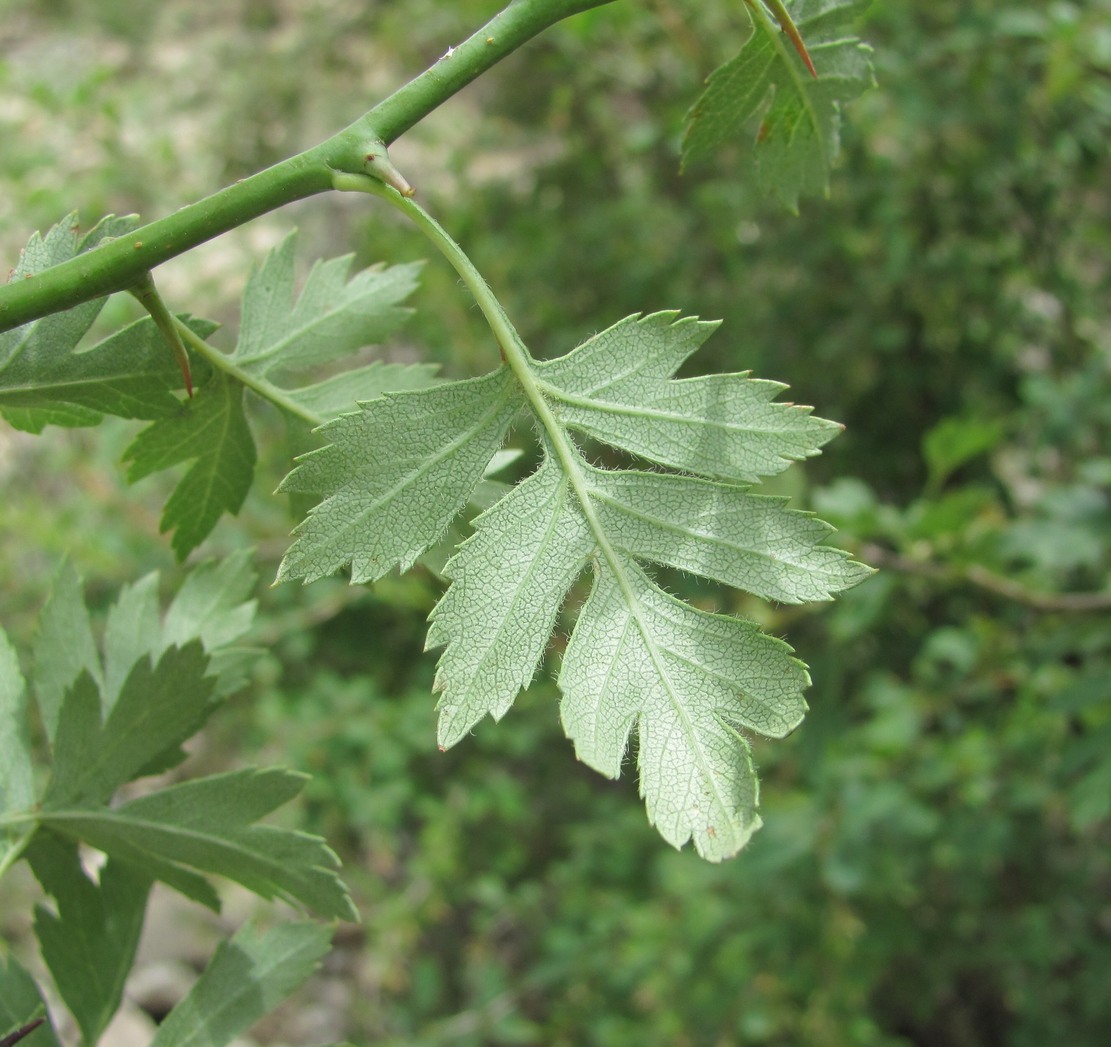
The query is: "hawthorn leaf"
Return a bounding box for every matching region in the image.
[97,553,258,709]
[102,572,163,710]
[288,359,440,420]
[278,367,524,584]
[41,769,356,920]
[586,467,873,603]
[285,309,868,859]
[120,233,425,559]
[0,628,34,820]
[535,313,843,481]
[149,921,332,1047]
[560,563,809,860]
[682,0,874,210]
[161,549,260,697]
[429,457,593,747]
[124,369,256,559]
[233,232,421,380]
[28,833,148,1046]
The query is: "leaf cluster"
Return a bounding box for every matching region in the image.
[0,555,353,1047]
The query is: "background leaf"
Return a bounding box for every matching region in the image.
[124,369,257,560]
[28,833,148,1046]
[31,561,102,742]
[41,769,356,919]
[44,643,216,806]
[148,921,332,1047]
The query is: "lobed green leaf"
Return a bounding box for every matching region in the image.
[282,306,869,858]
[124,370,257,561]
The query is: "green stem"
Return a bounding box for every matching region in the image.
[0,0,616,334]
[344,176,662,637]
[129,273,194,397]
[173,319,324,428]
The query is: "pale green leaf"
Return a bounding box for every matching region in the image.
[0,627,34,819]
[28,833,148,1046]
[587,467,873,603]
[429,458,593,747]
[124,370,257,560]
[559,562,809,860]
[285,359,440,419]
[288,306,867,859]
[41,769,355,920]
[682,0,874,210]
[536,313,842,482]
[149,921,332,1047]
[278,368,524,584]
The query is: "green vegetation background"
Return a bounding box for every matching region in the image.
[2,1,1109,1044]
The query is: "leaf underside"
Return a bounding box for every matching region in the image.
[279,310,871,860]
[682,0,875,210]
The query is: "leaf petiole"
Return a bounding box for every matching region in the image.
[129,273,195,397]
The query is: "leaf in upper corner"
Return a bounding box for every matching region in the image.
[682,0,874,210]
[124,369,257,560]
[277,367,524,584]
[0,213,204,432]
[27,833,148,1046]
[149,921,332,1047]
[41,769,355,920]
[276,304,867,858]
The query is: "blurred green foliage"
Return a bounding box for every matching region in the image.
[2,1,1110,1044]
